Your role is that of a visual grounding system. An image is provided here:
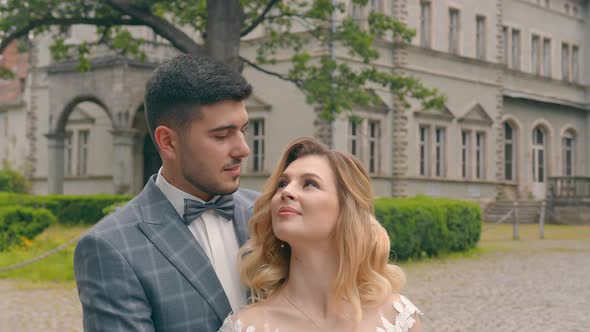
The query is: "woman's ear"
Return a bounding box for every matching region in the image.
[154,125,178,161]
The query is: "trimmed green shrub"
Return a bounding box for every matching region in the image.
[0,206,56,251]
[374,195,481,261]
[0,165,30,193]
[0,193,132,225]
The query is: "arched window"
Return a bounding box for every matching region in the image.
[562,130,575,176]
[532,127,546,183]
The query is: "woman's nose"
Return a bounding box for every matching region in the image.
[281,185,295,200]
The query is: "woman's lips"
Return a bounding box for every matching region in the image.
[278,206,301,216]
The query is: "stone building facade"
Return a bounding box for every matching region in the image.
[0,0,588,204]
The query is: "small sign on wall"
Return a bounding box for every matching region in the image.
[427,184,441,197]
[468,185,481,198]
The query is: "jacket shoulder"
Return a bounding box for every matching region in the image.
[234,188,260,205]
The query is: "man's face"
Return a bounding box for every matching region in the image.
[177,100,250,200]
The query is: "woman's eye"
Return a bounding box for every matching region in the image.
[277,180,287,188]
[304,180,319,188]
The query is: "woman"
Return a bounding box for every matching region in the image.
[220,137,421,332]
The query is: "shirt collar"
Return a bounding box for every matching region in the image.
[155,167,219,219]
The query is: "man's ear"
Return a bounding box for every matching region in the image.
[154,125,178,161]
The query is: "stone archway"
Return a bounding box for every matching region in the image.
[46,56,156,194]
[130,104,162,193]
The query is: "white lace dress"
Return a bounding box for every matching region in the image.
[219,295,422,332]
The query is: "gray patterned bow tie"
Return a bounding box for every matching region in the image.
[182,195,234,225]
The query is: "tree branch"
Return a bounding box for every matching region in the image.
[240,0,282,37]
[104,0,205,55]
[240,56,301,87]
[0,17,143,55]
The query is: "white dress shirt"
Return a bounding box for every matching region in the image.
[155,168,247,312]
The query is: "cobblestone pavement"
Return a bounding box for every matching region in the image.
[403,239,590,332]
[1,239,588,331]
[0,281,82,331]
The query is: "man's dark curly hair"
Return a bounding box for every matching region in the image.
[144,54,252,143]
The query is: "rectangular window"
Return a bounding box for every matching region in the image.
[349,119,360,157]
[352,3,363,21]
[475,132,485,179]
[449,9,460,54]
[65,131,73,176]
[419,126,430,176]
[77,130,89,176]
[370,0,383,12]
[435,127,445,177]
[562,43,570,81]
[543,38,552,77]
[504,124,514,181]
[368,120,381,174]
[461,131,471,179]
[420,1,432,48]
[572,45,579,83]
[511,29,521,70]
[502,26,509,65]
[532,35,540,75]
[250,119,265,172]
[476,16,486,60]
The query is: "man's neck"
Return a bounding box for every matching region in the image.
[160,166,212,201]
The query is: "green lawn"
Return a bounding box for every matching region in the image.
[0,225,89,283]
[1,223,589,283]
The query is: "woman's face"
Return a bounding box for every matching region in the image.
[271,155,340,245]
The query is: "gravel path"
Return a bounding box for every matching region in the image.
[1,239,588,331]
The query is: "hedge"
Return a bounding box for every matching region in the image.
[0,193,133,225]
[0,166,31,193]
[374,195,481,261]
[0,206,56,251]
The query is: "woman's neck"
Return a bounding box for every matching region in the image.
[282,245,340,320]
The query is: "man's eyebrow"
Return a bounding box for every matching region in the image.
[208,121,249,133]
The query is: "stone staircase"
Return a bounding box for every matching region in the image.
[484,201,544,224]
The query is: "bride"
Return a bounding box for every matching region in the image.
[220,137,421,332]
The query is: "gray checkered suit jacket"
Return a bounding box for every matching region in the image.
[74,175,259,332]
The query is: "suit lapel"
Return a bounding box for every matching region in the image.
[231,190,254,247]
[136,177,231,322]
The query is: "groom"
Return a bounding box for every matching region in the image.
[74,55,258,331]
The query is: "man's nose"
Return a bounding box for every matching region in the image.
[232,133,251,159]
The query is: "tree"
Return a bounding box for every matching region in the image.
[0,0,444,120]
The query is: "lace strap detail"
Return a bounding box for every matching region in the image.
[377,295,423,332]
[219,317,258,332]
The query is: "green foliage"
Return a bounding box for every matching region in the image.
[0,162,31,194]
[0,193,132,225]
[374,195,481,261]
[0,206,56,252]
[0,224,87,282]
[0,0,446,119]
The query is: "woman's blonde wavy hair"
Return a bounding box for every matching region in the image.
[239,137,405,323]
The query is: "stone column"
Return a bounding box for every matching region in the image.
[111,129,138,194]
[45,132,66,194]
[586,113,590,176]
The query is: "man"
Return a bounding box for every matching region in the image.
[74,55,258,331]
